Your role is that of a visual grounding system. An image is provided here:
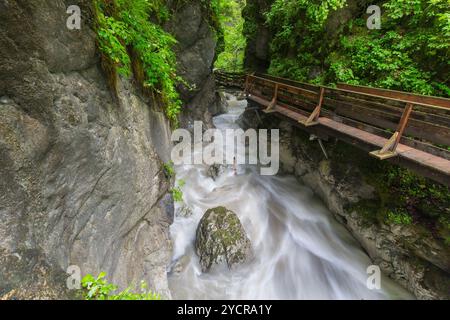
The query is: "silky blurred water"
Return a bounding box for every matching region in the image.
[167,95,413,300]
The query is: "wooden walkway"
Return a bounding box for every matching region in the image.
[214,71,450,187]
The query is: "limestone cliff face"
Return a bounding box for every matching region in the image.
[0,0,218,299]
[167,0,222,128]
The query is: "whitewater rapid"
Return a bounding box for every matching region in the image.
[167,95,413,300]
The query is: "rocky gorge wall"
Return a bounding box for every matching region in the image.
[239,108,450,300]
[167,1,224,128]
[0,0,219,299]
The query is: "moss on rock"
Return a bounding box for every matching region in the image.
[195,206,252,272]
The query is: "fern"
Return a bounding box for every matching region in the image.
[93,0,182,124]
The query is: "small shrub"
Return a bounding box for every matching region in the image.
[170,179,185,202]
[81,272,161,300]
[385,209,413,225]
[163,161,175,179]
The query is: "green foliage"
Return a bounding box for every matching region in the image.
[171,187,183,202]
[163,163,185,202]
[163,161,175,179]
[177,179,186,187]
[213,0,247,72]
[328,0,450,95]
[170,179,185,202]
[385,208,413,225]
[324,137,450,243]
[445,236,450,246]
[261,0,450,97]
[265,0,346,80]
[365,158,449,237]
[93,0,182,124]
[81,272,161,300]
[163,163,185,201]
[241,0,259,42]
[384,166,450,206]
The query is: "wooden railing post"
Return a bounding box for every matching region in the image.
[370,103,413,160]
[243,75,249,93]
[237,75,251,100]
[300,87,325,127]
[265,83,279,112]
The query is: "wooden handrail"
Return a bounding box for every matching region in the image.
[252,74,450,111]
[248,75,319,100]
[337,83,450,110]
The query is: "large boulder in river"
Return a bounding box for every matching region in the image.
[195,207,252,272]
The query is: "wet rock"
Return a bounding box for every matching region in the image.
[224,92,233,101]
[176,205,193,218]
[236,99,265,130]
[216,91,229,115]
[195,207,252,272]
[0,96,11,104]
[206,164,226,181]
[169,255,191,275]
[166,1,219,127]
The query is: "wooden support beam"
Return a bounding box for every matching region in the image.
[299,87,324,126]
[237,75,250,100]
[264,83,279,113]
[394,103,414,149]
[243,75,249,93]
[238,75,254,100]
[370,103,413,160]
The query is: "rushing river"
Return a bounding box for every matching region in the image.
[168,95,413,299]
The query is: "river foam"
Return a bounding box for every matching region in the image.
[168,95,413,300]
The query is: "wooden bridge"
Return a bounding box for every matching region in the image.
[214,70,450,187]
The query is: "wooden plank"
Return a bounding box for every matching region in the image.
[247,95,271,108]
[249,75,318,100]
[337,83,450,110]
[394,104,414,151]
[327,87,450,117]
[325,89,450,125]
[255,73,320,93]
[278,85,318,101]
[274,105,309,123]
[277,91,317,111]
[250,78,319,109]
[322,97,450,146]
